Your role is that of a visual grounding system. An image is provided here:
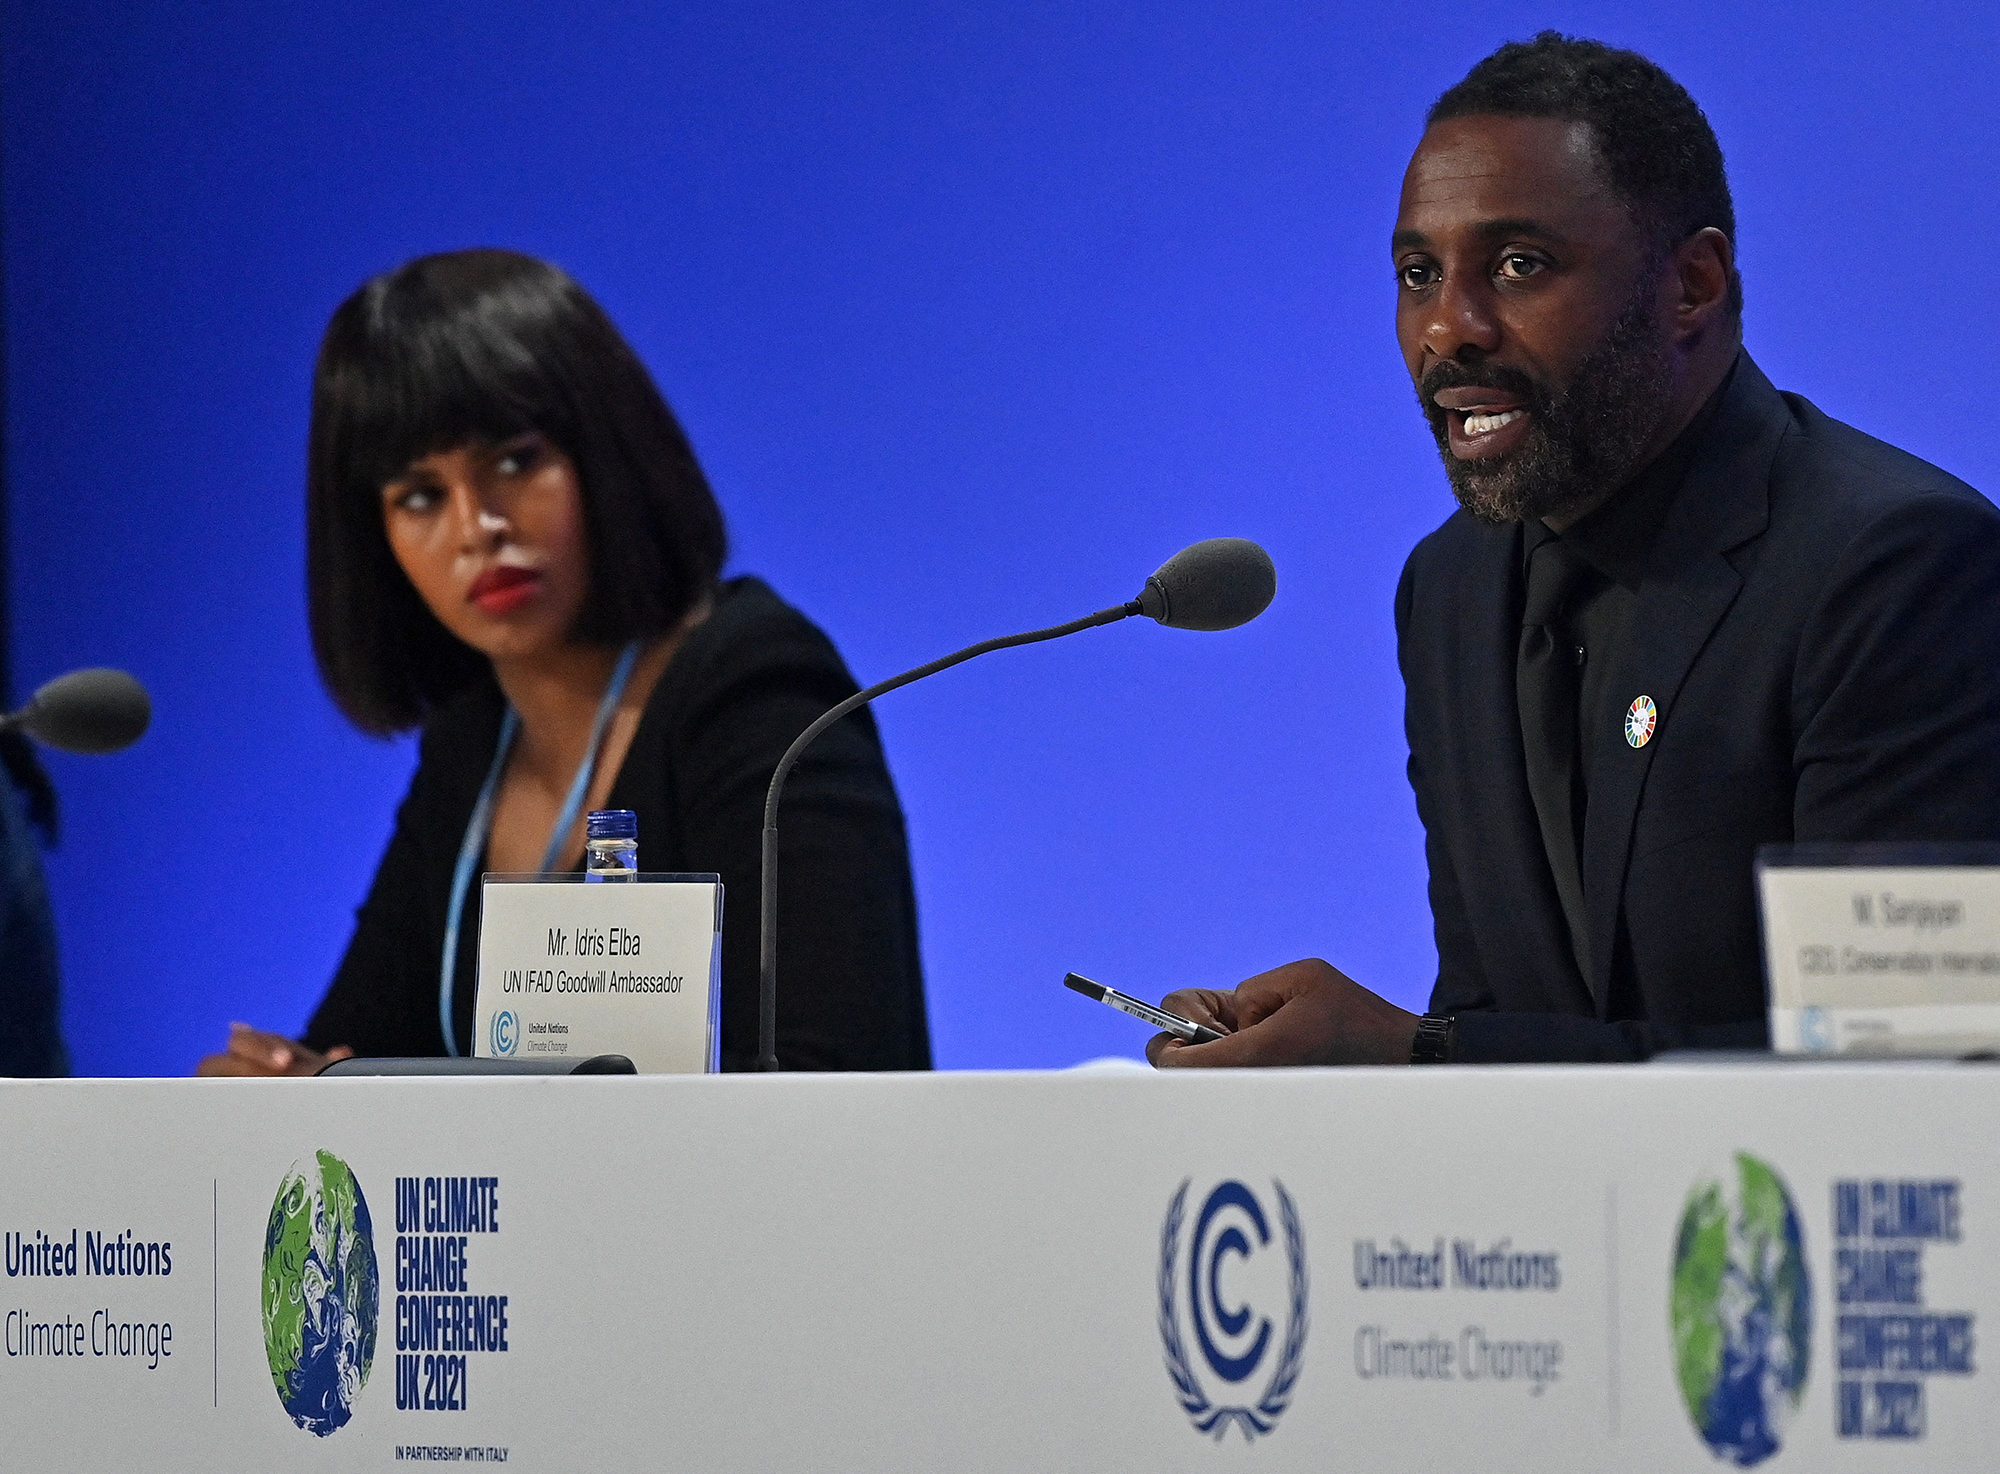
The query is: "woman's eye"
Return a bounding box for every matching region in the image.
[389,484,439,513]
[496,441,542,476]
[1497,254,1543,281]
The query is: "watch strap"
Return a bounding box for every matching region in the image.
[1410,1012,1455,1065]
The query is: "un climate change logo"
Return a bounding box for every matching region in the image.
[1159,1178,1308,1441]
[263,1150,381,1436]
[491,1009,518,1056]
[1671,1153,1811,1467]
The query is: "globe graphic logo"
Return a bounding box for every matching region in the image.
[262,1150,380,1436]
[1670,1153,1811,1466]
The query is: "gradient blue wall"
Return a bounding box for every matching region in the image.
[4,1,1995,1075]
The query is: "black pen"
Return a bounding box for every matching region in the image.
[1064,972,1228,1045]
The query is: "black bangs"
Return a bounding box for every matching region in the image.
[306,249,728,735]
[319,255,583,502]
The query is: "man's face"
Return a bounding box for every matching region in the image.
[1393,114,1676,524]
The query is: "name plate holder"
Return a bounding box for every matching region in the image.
[471,873,722,1073]
[1756,843,2000,1057]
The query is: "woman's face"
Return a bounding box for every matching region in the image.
[380,433,592,665]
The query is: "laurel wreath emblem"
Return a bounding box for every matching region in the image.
[1158,1177,1309,1441]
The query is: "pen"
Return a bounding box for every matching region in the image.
[1063,972,1228,1045]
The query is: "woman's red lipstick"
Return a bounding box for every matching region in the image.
[468,565,542,615]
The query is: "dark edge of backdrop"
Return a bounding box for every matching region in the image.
[0,53,10,709]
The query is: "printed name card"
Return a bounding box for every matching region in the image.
[1757,846,2000,1056]
[471,874,721,1073]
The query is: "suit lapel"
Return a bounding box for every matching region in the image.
[1579,355,1790,1009]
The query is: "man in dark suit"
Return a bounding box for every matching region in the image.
[1150,33,2000,1067]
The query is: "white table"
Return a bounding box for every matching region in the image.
[0,1061,1990,1469]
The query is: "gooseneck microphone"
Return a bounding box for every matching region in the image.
[0,668,151,754]
[756,537,1276,1070]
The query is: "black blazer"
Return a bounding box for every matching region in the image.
[305,577,931,1072]
[1396,355,2000,1061]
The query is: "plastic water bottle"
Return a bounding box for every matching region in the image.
[584,809,638,881]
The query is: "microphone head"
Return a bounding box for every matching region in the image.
[16,668,152,754]
[1136,538,1276,631]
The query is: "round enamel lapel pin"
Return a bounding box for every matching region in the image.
[1625,694,1658,748]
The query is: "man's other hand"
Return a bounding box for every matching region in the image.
[1147,960,1420,1068]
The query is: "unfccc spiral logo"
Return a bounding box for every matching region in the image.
[490,1010,518,1057]
[1158,1178,1308,1441]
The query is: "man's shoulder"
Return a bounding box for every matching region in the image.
[1406,505,1505,563]
[1766,389,1995,542]
[1397,507,1512,623]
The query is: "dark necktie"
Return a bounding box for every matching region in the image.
[1518,537,1594,984]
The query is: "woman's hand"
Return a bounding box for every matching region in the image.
[195,1022,353,1077]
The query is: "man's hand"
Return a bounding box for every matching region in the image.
[195,1023,353,1078]
[1147,959,1420,1068]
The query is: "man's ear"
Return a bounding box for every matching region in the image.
[1673,226,1735,342]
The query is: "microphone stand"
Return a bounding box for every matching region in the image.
[756,599,1141,1071]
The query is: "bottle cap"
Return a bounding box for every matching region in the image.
[586,809,638,842]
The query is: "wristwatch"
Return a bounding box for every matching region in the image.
[1409,1013,1455,1065]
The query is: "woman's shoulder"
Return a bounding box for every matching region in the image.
[639,576,877,764]
[665,576,858,694]
[406,679,507,788]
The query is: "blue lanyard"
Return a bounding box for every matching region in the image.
[439,640,642,1055]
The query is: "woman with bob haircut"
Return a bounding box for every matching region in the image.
[197,248,929,1074]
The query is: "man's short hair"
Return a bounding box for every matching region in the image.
[1429,33,1742,318]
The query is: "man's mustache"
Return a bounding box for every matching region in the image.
[1417,359,1547,410]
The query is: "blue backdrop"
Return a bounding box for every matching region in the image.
[4,1,1995,1075]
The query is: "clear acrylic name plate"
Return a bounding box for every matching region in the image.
[471,873,722,1074]
[1757,844,2000,1057]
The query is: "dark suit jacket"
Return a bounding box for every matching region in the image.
[1396,354,2000,1061]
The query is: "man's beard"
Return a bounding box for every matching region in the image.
[1417,275,1675,525]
